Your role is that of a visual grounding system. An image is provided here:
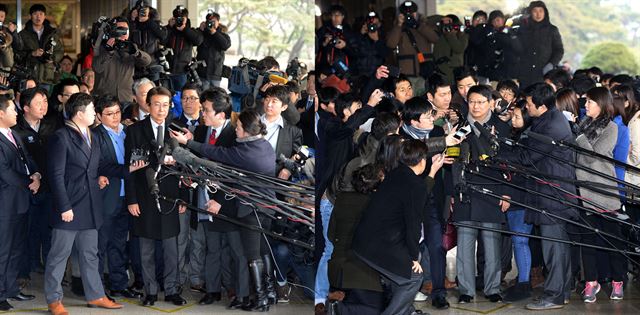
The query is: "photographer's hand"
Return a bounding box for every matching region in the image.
[367,89,384,107]
[397,13,405,27]
[105,38,116,48]
[278,168,292,180]
[8,22,16,33]
[199,21,206,31]
[177,19,187,31]
[138,12,149,23]
[32,48,44,57]
[168,17,176,27]
[322,34,332,47]
[335,39,346,49]
[375,65,389,79]
[130,8,138,21]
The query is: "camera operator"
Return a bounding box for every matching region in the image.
[165,5,203,91]
[386,1,438,93]
[316,5,353,77]
[433,14,469,84]
[196,10,231,90]
[93,16,152,105]
[0,26,13,69]
[352,11,390,78]
[516,1,564,89]
[477,10,522,83]
[0,4,23,55]
[17,4,64,91]
[129,0,167,75]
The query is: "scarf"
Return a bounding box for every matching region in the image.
[236,135,264,143]
[578,115,610,141]
[402,124,432,140]
[467,111,492,137]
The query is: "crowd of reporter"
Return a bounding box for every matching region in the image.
[315,1,640,315]
[0,2,317,314]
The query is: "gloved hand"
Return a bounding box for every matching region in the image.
[127,41,139,55]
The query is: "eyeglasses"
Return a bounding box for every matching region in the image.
[468,100,488,106]
[102,110,121,117]
[181,96,199,102]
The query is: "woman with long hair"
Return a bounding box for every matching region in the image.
[576,87,625,303]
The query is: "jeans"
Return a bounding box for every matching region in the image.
[273,241,315,299]
[201,78,222,90]
[314,198,334,304]
[506,209,533,283]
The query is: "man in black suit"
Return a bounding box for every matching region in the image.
[44,93,125,314]
[0,95,40,311]
[125,87,187,306]
[12,87,60,280]
[93,95,144,299]
[188,88,248,307]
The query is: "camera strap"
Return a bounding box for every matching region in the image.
[403,28,422,55]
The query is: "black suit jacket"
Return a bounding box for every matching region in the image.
[124,117,181,240]
[275,119,303,175]
[0,130,37,217]
[47,125,119,230]
[190,122,238,232]
[93,124,130,217]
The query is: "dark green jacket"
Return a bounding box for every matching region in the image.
[17,20,63,84]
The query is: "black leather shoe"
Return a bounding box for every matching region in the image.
[486,294,503,303]
[142,294,157,306]
[165,294,187,306]
[9,292,35,301]
[458,294,473,304]
[198,292,221,305]
[0,300,14,311]
[227,296,249,310]
[432,296,450,309]
[130,280,144,291]
[111,288,143,299]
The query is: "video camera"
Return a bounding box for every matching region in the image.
[40,35,58,63]
[0,65,32,91]
[399,1,419,29]
[272,216,314,264]
[186,58,206,87]
[205,9,218,29]
[0,22,8,46]
[286,57,307,82]
[436,21,465,33]
[279,146,311,176]
[174,5,187,27]
[366,11,378,33]
[157,46,173,72]
[493,99,514,116]
[328,24,344,46]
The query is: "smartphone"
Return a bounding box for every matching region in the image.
[387,65,400,78]
[169,122,185,134]
[453,124,472,140]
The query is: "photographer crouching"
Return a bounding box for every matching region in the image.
[93,16,152,105]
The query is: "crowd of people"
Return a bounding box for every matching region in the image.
[0,2,316,314]
[315,1,640,315]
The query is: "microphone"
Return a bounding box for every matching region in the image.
[173,146,220,170]
[145,167,162,212]
[473,121,500,152]
[526,131,558,146]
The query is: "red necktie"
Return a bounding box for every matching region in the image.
[208,129,217,145]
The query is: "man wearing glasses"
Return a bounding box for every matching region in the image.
[175,83,202,132]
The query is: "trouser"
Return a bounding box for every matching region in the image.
[97,197,130,290]
[539,223,571,305]
[140,236,179,296]
[204,229,248,298]
[423,218,446,299]
[22,192,52,277]
[456,221,501,297]
[581,215,626,282]
[201,78,222,90]
[273,240,315,299]
[506,209,533,283]
[44,229,104,304]
[419,243,431,283]
[239,213,271,260]
[337,289,384,315]
[358,254,421,315]
[315,198,334,304]
[189,221,206,287]
[0,214,27,300]
[177,211,190,286]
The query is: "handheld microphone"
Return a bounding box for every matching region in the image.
[145,167,162,212]
[473,121,500,152]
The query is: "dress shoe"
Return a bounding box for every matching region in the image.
[485,294,503,303]
[9,292,35,301]
[190,284,207,294]
[198,292,221,305]
[87,297,123,309]
[227,296,249,309]
[130,280,144,291]
[432,296,450,309]
[458,294,473,304]
[48,300,68,315]
[315,303,327,315]
[111,288,143,299]
[165,294,187,305]
[142,294,157,306]
[0,300,14,311]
